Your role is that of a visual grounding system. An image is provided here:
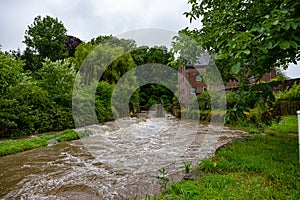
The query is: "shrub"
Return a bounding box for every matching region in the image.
[275,82,300,101]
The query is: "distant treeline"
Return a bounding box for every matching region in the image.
[0,15,179,138]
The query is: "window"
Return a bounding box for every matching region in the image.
[196,75,201,82]
[190,88,196,94]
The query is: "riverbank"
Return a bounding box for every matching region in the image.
[0,116,298,198]
[155,115,300,199]
[0,129,90,157]
[1,117,246,199]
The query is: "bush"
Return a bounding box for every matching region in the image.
[196,91,211,111]
[181,109,211,122]
[95,81,114,122]
[0,57,76,137]
[275,82,300,101]
[273,83,300,116]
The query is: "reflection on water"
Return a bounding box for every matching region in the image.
[0,116,244,199]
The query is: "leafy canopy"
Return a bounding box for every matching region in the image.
[185,0,300,82]
[23,15,68,71]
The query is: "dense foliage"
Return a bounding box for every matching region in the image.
[275,82,300,100]
[131,46,177,112]
[272,82,300,116]
[185,0,300,81]
[2,9,298,137]
[22,15,69,71]
[0,53,76,137]
[71,37,177,122]
[0,15,178,137]
[182,0,299,123]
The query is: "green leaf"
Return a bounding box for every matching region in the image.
[266,41,273,49]
[291,22,298,30]
[259,47,268,54]
[215,53,229,60]
[259,102,266,110]
[234,52,241,60]
[289,41,298,49]
[279,41,290,50]
[283,23,290,30]
[242,49,251,55]
[272,20,279,25]
[251,27,263,33]
[231,63,241,74]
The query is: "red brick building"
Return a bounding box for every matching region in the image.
[178,52,276,108]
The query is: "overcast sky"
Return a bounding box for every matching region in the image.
[0,0,298,78]
[0,0,201,51]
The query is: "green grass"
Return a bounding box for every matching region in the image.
[265,115,298,134]
[230,121,264,134]
[0,137,48,156]
[155,116,300,199]
[0,129,91,157]
[57,129,80,142]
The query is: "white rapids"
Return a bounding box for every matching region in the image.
[0,115,245,199]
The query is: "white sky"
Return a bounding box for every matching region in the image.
[0,0,299,78]
[0,0,200,51]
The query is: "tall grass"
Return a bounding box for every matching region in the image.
[157,116,300,199]
[265,115,298,134]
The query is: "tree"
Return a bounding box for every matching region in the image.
[70,42,95,71]
[65,35,82,57]
[23,15,68,71]
[0,54,25,135]
[0,54,49,136]
[95,81,114,122]
[184,0,300,83]
[171,29,204,66]
[37,58,76,107]
[90,35,136,52]
[131,46,177,111]
[72,37,138,125]
[35,58,76,131]
[184,0,299,123]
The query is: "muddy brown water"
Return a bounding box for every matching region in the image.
[0,116,245,199]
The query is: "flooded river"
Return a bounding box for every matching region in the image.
[0,115,245,199]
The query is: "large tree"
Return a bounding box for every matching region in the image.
[23,15,68,71]
[183,0,299,122]
[184,0,300,83]
[130,46,177,111]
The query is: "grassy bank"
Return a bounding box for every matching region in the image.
[155,115,300,199]
[0,129,90,157]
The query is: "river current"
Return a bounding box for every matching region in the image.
[0,114,245,199]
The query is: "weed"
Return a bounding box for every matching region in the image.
[181,162,192,174]
[156,167,169,190]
